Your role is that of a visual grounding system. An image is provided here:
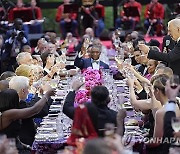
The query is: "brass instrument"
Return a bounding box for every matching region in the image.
[82,0,95,6]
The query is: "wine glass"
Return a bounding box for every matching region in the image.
[115,55,124,65]
[50,79,58,89]
[171,117,180,145]
[143,82,150,100]
[170,75,179,89]
[127,42,133,50]
[118,93,125,109]
[114,40,120,49]
[125,58,132,66]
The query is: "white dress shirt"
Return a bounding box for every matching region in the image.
[177,37,180,43]
[91,59,100,70]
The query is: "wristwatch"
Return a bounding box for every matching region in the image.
[169,100,176,104]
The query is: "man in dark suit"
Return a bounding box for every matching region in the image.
[161,35,176,66]
[63,80,117,136]
[9,76,51,146]
[162,35,176,54]
[139,18,180,78]
[74,44,109,70]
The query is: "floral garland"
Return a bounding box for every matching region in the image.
[74,67,103,107]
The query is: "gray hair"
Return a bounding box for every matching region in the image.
[168,18,180,29]
[16,52,31,65]
[9,76,29,93]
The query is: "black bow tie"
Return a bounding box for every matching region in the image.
[92,60,99,64]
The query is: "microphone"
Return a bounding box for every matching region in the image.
[165,40,170,47]
[164,39,170,53]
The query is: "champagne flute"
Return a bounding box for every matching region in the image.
[125,58,132,66]
[127,42,133,50]
[171,117,180,146]
[115,55,124,65]
[170,75,179,89]
[118,93,125,109]
[143,82,150,100]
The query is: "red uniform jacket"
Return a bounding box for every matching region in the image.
[30,6,42,20]
[8,7,42,22]
[144,2,164,20]
[120,1,142,22]
[95,3,105,18]
[55,4,77,22]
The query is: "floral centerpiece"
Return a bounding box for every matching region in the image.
[74,67,103,107]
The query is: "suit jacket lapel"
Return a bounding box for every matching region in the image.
[100,61,104,68]
[88,58,93,68]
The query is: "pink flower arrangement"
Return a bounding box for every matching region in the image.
[74,67,103,107]
[74,90,91,107]
[82,67,102,90]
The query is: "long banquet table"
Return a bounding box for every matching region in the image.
[32,76,148,153]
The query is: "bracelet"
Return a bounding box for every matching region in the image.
[43,95,49,102]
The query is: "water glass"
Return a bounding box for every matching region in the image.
[50,79,58,89]
[56,114,64,138]
[171,117,180,133]
[118,93,125,104]
[171,117,180,145]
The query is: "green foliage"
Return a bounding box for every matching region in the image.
[42,9,59,33]
[105,7,113,29]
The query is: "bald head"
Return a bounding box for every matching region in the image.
[85,28,94,38]
[168,19,180,28]
[168,19,180,41]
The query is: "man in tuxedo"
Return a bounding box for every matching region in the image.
[74,44,109,70]
[139,18,180,78]
[162,35,176,54]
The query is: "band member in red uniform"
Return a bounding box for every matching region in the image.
[55,0,78,39]
[8,0,25,22]
[28,0,43,34]
[30,0,42,20]
[116,0,142,30]
[94,0,105,37]
[80,0,104,37]
[144,0,164,36]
